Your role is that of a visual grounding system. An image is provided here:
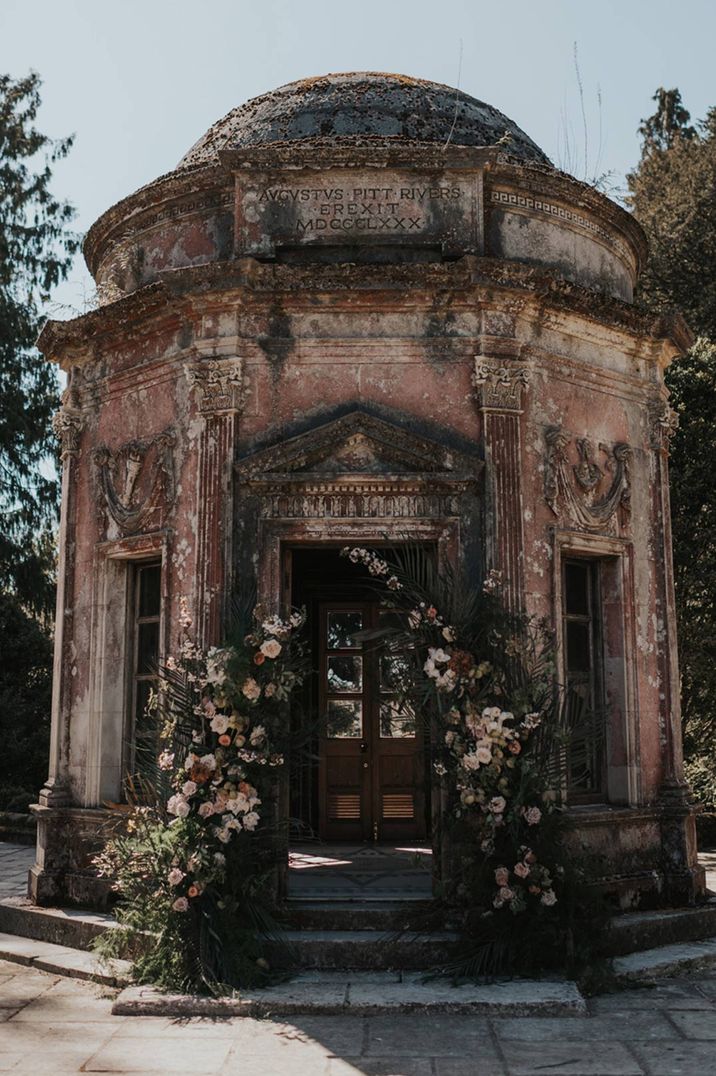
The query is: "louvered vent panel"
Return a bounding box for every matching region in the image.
[329,793,361,820]
[382,793,415,819]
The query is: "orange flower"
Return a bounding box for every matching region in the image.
[187,884,199,898]
[218,734,231,746]
[254,652,266,665]
[189,763,212,785]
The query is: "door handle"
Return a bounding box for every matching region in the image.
[360,741,368,752]
[363,761,369,769]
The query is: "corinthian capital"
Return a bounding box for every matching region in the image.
[52,407,84,459]
[187,357,245,414]
[473,359,530,412]
[648,399,679,452]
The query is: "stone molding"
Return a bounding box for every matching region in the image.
[473,357,530,412]
[94,429,176,535]
[544,425,631,531]
[187,357,245,414]
[52,407,84,459]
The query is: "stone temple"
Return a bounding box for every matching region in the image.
[34,72,704,908]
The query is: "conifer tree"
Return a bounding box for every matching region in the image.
[0,71,78,616]
[628,89,716,807]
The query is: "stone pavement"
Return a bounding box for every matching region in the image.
[4,958,716,1074]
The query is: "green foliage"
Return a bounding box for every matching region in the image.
[0,589,52,810]
[628,90,716,808]
[0,71,78,615]
[343,545,608,981]
[93,603,309,994]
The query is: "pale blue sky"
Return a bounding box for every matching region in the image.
[3,0,715,314]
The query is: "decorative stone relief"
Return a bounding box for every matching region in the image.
[94,429,176,534]
[545,425,631,531]
[52,407,84,459]
[473,359,530,412]
[187,357,245,414]
[236,411,482,520]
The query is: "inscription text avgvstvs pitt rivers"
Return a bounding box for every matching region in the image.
[257,184,462,233]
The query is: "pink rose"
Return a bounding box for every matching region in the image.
[172,897,189,912]
[541,889,557,907]
[514,862,530,878]
[489,796,507,815]
[524,807,542,826]
[494,866,510,886]
[498,886,514,902]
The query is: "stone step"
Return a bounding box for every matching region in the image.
[282,899,440,932]
[0,896,115,952]
[269,929,460,970]
[0,931,131,986]
[613,936,716,981]
[604,900,716,956]
[113,971,587,1017]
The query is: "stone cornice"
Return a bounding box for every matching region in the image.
[37,256,693,367]
[83,165,231,277]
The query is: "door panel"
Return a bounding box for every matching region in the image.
[319,601,425,841]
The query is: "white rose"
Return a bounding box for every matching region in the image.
[242,678,261,701]
[167,794,190,818]
[249,724,266,746]
[243,811,260,831]
[198,802,215,818]
[199,754,217,771]
[182,781,197,797]
[210,714,230,734]
[260,638,282,659]
[167,868,184,886]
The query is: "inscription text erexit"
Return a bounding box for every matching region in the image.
[258,184,462,233]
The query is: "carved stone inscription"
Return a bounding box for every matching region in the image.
[237,169,481,255]
[256,184,460,236]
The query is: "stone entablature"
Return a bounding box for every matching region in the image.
[85,145,645,307]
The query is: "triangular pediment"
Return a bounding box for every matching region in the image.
[236,412,482,483]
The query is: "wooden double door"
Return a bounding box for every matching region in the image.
[318,602,426,842]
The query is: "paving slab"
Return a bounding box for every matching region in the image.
[630,1039,716,1075]
[588,980,715,1011]
[499,1039,644,1075]
[491,1011,678,1041]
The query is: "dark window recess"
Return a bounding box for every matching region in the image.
[129,562,162,787]
[563,558,605,799]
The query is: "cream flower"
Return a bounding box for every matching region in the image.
[172,897,189,912]
[249,724,266,746]
[243,811,260,831]
[242,677,261,701]
[541,889,557,906]
[167,868,185,886]
[210,714,230,735]
[158,751,174,771]
[198,802,215,818]
[260,638,282,659]
[489,796,507,815]
[182,781,197,797]
[167,794,190,818]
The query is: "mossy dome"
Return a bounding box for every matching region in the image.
[178,72,551,168]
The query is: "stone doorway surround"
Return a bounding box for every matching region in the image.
[234,408,485,902]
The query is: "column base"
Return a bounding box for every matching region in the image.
[29,804,120,909]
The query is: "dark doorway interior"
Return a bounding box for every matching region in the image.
[289,547,432,845]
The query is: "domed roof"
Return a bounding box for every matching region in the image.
[178,72,551,168]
